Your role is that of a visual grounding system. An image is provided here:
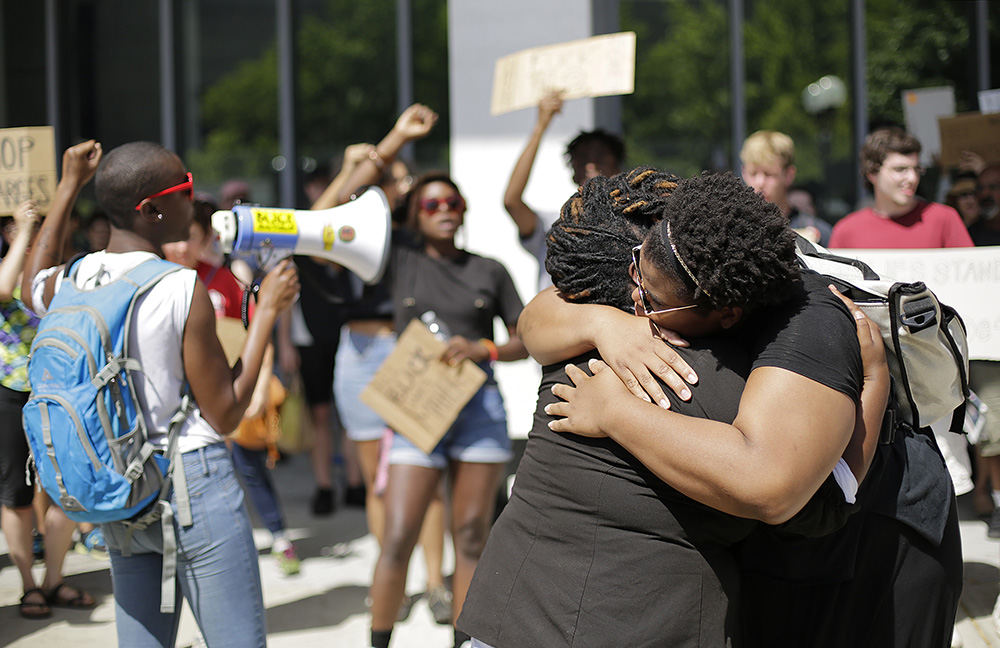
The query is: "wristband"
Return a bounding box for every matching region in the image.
[368,148,386,171]
[479,338,499,363]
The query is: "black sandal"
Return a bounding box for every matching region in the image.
[19,588,52,619]
[44,581,96,609]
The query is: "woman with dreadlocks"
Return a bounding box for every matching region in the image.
[457,169,889,647]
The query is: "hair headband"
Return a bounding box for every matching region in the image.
[663,220,712,298]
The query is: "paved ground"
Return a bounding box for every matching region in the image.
[2,451,999,647]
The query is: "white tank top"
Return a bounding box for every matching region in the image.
[32,251,222,453]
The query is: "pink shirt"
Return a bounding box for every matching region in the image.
[829,201,973,249]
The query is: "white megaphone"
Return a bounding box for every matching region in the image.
[211,187,392,283]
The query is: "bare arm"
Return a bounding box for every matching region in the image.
[0,201,40,301]
[21,140,103,313]
[518,287,697,406]
[184,259,299,435]
[440,324,528,366]
[335,103,438,206]
[243,344,275,420]
[503,92,563,238]
[310,143,374,210]
[548,361,855,524]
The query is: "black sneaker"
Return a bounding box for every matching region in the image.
[344,484,367,508]
[311,487,335,516]
[988,509,1000,539]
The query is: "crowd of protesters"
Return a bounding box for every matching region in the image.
[2,87,1000,648]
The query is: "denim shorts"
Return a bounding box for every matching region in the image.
[102,443,265,647]
[389,381,511,469]
[334,328,395,442]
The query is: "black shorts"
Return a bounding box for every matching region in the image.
[0,385,33,508]
[297,341,338,406]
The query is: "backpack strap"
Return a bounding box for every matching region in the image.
[118,391,194,615]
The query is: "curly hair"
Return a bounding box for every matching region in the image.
[545,166,679,312]
[644,172,801,314]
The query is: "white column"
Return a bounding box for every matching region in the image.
[448,3,597,438]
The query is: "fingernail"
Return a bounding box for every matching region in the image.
[547,421,556,429]
[659,399,670,409]
[680,388,692,401]
[687,374,697,384]
[544,404,553,414]
[641,393,651,403]
[854,311,864,320]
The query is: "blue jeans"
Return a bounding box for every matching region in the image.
[230,443,285,536]
[102,443,266,647]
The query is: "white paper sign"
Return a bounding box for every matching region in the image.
[837,247,1000,360]
[490,32,636,116]
[979,89,1000,115]
[902,87,955,167]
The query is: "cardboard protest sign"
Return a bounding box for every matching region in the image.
[215,316,247,366]
[491,32,636,116]
[842,247,1000,361]
[938,112,1000,167]
[361,319,487,454]
[0,127,57,216]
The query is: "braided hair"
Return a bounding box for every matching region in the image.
[546,166,679,312]
[644,172,801,314]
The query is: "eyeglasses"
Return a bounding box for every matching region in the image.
[419,196,464,212]
[134,172,194,211]
[629,245,700,316]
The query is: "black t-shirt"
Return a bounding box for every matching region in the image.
[293,256,351,347]
[740,270,863,401]
[460,271,866,647]
[460,340,754,648]
[389,244,523,341]
[968,220,1000,246]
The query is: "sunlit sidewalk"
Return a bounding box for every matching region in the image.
[1,451,998,647]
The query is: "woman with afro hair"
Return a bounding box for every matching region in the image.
[503,170,960,648]
[457,169,891,647]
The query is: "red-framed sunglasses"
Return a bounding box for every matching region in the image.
[419,196,464,212]
[134,172,194,211]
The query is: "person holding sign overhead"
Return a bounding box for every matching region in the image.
[346,106,527,648]
[503,90,625,290]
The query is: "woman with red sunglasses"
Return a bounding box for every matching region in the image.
[337,106,528,648]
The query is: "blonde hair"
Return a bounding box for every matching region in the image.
[740,131,795,169]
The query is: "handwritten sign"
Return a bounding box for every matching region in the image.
[0,127,57,215]
[491,32,636,116]
[360,319,487,454]
[837,247,1000,361]
[938,112,1000,167]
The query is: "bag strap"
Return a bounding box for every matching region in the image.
[795,235,882,281]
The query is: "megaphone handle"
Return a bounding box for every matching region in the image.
[241,281,261,330]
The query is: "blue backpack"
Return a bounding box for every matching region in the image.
[23,257,192,526]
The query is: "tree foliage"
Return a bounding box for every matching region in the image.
[187,0,449,190]
[621,0,986,205]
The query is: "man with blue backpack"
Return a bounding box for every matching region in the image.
[21,139,299,647]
